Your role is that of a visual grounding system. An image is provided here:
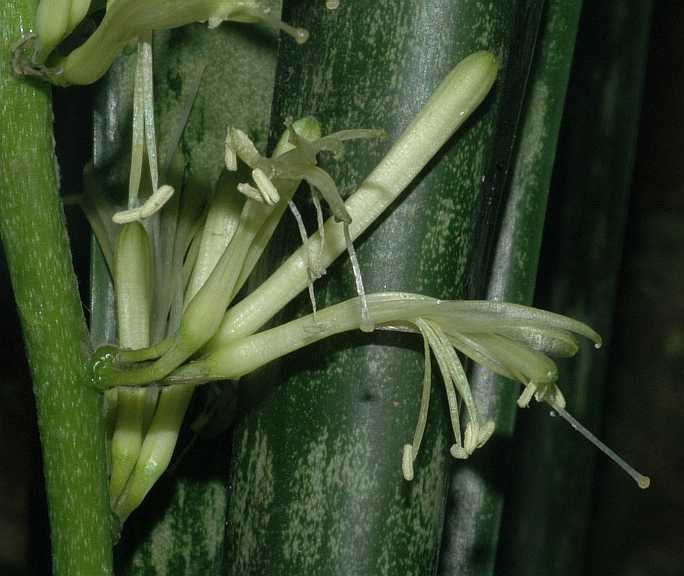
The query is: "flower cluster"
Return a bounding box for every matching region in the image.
[20,1,647,526]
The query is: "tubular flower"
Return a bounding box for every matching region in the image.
[161,292,609,480]
[225,123,385,323]
[14,0,308,85]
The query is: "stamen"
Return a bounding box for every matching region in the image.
[113,185,175,224]
[226,127,262,168]
[252,169,280,205]
[139,185,174,218]
[344,224,372,332]
[402,444,414,481]
[224,128,237,171]
[402,326,433,481]
[476,421,495,448]
[128,44,145,207]
[464,421,476,455]
[417,320,464,457]
[140,37,159,193]
[535,382,566,409]
[552,404,650,489]
[450,444,468,460]
[237,182,264,203]
[288,201,318,319]
[517,383,537,408]
[431,326,484,454]
[310,191,327,278]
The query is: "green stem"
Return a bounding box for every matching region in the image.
[0,2,113,575]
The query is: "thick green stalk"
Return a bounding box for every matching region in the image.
[0,2,113,575]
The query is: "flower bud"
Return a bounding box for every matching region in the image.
[114,222,152,350]
[68,0,91,32]
[35,0,71,59]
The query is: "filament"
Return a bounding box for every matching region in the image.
[128,44,145,207]
[311,191,326,278]
[140,37,159,193]
[113,185,175,224]
[344,223,372,332]
[417,320,464,458]
[288,200,318,319]
[402,325,433,480]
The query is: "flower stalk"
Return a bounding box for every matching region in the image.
[0,2,112,574]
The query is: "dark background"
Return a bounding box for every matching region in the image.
[0,3,681,574]
[584,2,684,572]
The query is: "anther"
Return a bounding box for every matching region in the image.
[402,327,433,481]
[402,445,414,481]
[252,168,280,205]
[450,444,468,459]
[237,182,264,202]
[344,224,373,332]
[224,130,237,171]
[227,127,261,168]
[113,185,175,224]
[477,421,495,448]
[288,200,319,319]
[517,383,536,408]
[310,192,327,279]
[464,421,478,455]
